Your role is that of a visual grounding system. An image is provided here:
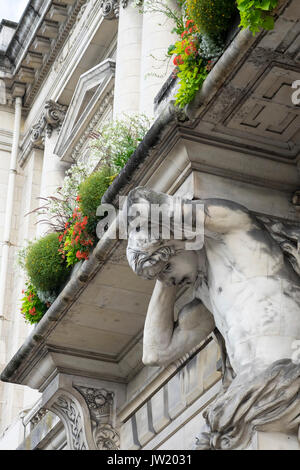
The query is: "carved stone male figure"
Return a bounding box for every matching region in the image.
[126,187,300,450]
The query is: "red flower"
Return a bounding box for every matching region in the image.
[185,46,192,56]
[76,195,81,202]
[173,55,184,66]
[29,307,36,316]
[185,19,194,28]
[181,30,188,39]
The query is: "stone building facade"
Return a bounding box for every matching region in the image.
[0,0,299,450]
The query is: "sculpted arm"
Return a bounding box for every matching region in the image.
[143,280,215,366]
[194,199,254,234]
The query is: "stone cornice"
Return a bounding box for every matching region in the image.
[24,0,89,107]
[1,0,90,108]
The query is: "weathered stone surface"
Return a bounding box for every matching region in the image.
[120,417,141,450]
[135,402,155,446]
[150,387,170,433]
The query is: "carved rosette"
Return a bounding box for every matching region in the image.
[30,100,67,147]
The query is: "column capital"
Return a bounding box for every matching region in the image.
[30,100,67,148]
[100,0,130,20]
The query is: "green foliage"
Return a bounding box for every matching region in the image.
[21,282,49,325]
[25,233,70,292]
[169,19,212,108]
[136,1,185,36]
[176,62,209,108]
[237,0,278,34]
[91,114,151,173]
[186,0,237,36]
[78,166,113,231]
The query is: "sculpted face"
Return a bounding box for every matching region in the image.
[157,250,198,287]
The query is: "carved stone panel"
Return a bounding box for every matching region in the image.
[51,394,88,450]
[74,386,120,450]
[47,383,120,450]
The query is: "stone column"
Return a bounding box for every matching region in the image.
[0,94,23,319]
[139,0,180,117]
[113,1,143,118]
[30,101,69,236]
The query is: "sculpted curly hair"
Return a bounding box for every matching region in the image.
[127,245,176,280]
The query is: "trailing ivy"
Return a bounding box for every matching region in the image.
[236,0,279,34]
[21,282,48,325]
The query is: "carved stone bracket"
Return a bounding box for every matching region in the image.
[51,394,88,450]
[75,386,120,450]
[31,100,67,147]
[44,377,120,450]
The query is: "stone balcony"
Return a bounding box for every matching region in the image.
[0,0,299,450]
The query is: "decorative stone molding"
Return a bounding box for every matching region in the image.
[71,89,114,162]
[75,386,120,450]
[100,0,129,19]
[100,0,119,19]
[25,0,90,107]
[30,100,67,147]
[54,57,115,162]
[51,394,87,450]
[30,408,48,430]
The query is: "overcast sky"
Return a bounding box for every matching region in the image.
[0,0,29,22]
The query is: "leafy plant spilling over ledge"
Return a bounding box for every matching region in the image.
[144,0,279,108]
[19,115,151,324]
